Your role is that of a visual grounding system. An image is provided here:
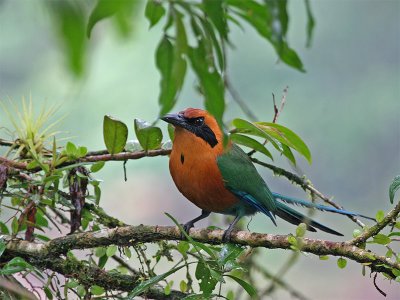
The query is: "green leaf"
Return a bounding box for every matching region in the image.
[389,175,400,204]
[195,262,218,296]
[66,141,77,156]
[319,255,329,260]
[77,285,86,297]
[165,213,210,264]
[188,41,225,127]
[385,248,393,258]
[232,118,280,151]
[156,37,175,115]
[296,223,307,237]
[337,257,347,269]
[218,244,244,265]
[77,146,87,158]
[304,0,315,48]
[134,119,163,151]
[106,245,117,257]
[66,280,79,289]
[203,0,228,40]
[44,286,53,300]
[90,161,105,173]
[111,0,139,37]
[388,232,400,237]
[352,229,362,238]
[191,241,217,260]
[35,210,49,228]
[180,280,188,293]
[225,274,257,298]
[256,122,312,163]
[167,123,175,141]
[124,247,132,258]
[26,160,39,170]
[87,0,136,38]
[157,24,187,116]
[0,222,9,234]
[372,234,391,245]
[287,235,297,246]
[98,255,108,268]
[95,247,107,257]
[94,185,101,205]
[375,210,385,223]
[90,285,105,296]
[103,115,128,154]
[230,133,273,160]
[281,143,296,165]
[0,257,32,275]
[198,17,225,72]
[127,264,186,298]
[0,240,6,257]
[228,0,304,72]
[48,1,86,76]
[164,282,171,295]
[188,18,225,123]
[11,217,19,234]
[177,241,190,256]
[35,234,51,242]
[145,0,166,28]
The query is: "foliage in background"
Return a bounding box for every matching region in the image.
[49,0,314,125]
[0,0,399,299]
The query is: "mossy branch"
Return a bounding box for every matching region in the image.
[349,199,400,245]
[0,249,187,299]
[3,224,399,279]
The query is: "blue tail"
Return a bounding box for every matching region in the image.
[272,192,375,221]
[274,201,344,236]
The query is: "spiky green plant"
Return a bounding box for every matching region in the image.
[1,96,63,159]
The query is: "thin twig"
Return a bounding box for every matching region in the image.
[272,86,288,123]
[248,86,288,157]
[251,158,367,227]
[111,254,140,276]
[1,149,171,171]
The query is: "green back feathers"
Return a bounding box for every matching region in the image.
[217,144,277,213]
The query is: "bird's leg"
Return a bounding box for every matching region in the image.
[182,210,211,236]
[222,214,242,243]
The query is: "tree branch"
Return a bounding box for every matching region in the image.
[251,158,367,227]
[0,149,172,171]
[0,252,186,299]
[4,225,399,278]
[349,200,400,245]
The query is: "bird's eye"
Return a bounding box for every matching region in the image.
[193,117,204,126]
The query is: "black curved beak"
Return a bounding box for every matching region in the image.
[161,113,186,128]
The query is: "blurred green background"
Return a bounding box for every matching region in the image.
[0,0,399,299]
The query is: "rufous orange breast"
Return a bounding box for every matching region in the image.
[169,128,239,212]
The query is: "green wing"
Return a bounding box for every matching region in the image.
[217,144,277,214]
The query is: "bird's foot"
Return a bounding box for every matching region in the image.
[181,222,194,239]
[222,229,233,243]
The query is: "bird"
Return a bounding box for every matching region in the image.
[161,108,373,241]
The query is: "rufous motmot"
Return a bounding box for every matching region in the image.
[161,108,372,241]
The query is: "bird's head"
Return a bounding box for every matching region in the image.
[161,108,221,148]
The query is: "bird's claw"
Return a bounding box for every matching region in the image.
[181,222,194,239]
[222,229,232,243]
